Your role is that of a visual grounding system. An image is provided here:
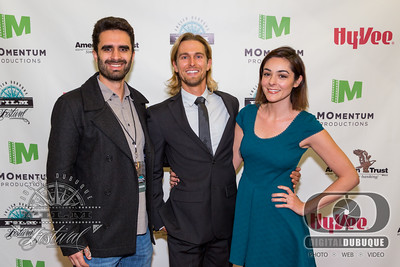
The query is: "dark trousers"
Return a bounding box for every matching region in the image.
[167,234,232,267]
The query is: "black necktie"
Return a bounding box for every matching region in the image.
[195,96,212,154]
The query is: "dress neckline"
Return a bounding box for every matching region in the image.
[252,106,304,140]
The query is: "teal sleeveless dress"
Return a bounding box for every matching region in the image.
[230,104,323,267]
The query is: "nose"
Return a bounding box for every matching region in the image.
[268,74,277,85]
[189,56,195,66]
[111,49,121,60]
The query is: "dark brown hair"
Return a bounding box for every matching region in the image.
[92,17,135,53]
[255,46,308,110]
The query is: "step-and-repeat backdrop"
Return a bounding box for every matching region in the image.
[1,0,399,266]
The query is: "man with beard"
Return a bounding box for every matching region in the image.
[47,17,154,267]
[148,33,239,267]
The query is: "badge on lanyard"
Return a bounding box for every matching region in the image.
[135,161,146,193]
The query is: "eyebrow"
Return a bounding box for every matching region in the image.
[178,52,204,57]
[263,68,290,74]
[101,45,131,50]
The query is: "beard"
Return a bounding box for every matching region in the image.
[180,72,207,88]
[97,58,132,82]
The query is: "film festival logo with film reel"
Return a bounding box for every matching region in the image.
[170,16,214,45]
[1,173,102,251]
[0,81,33,124]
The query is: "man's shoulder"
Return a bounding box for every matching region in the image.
[127,84,149,104]
[214,90,239,110]
[148,94,179,112]
[214,90,238,102]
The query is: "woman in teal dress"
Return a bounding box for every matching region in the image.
[229,47,359,267]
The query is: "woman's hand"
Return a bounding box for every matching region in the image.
[169,170,180,189]
[271,185,305,216]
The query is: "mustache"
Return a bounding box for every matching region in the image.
[105,59,127,64]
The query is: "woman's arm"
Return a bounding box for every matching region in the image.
[232,123,244,171]
[272,129,359,215]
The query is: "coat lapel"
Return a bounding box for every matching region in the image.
[168,92,211,154]
[80,73,134,162]
[213,91,235,156]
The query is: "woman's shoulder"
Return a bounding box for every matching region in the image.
[297,110,324,130]
[239,103,258,114]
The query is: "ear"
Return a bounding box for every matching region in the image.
[92,50,98,61]
[294,75,303,88]
[172,60,178,73]
[206,58,212,71]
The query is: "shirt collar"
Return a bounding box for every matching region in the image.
[181,87,211,107]
[97,75,130,102]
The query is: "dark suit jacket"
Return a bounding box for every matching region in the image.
[46,73,154,257]
[148,90,239,244]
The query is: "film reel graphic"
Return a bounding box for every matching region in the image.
[0,85,25,98]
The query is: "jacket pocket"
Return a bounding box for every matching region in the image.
[172,188,204,202]
[225,183,237,198]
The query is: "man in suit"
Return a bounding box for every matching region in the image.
[148,33,239,267]
[47,17,154,267]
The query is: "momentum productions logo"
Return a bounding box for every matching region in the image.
[245,15,302,64]
[0,14,46,64]
[316,79,373,127]
[16,258,45,267]
[9,141,38,165]
[259,15,290,40]
[331,79,362,103]
[0,14,30,39]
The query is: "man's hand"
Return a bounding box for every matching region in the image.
[290,167,301,189]
[68,246,91,267]
[169,170,180,189]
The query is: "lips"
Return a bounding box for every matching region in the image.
[105,60,126,69]
[186,70,199,74]
[268,88,280,93]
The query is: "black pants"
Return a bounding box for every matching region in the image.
[167,234,232,267]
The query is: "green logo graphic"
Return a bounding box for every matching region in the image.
[8,141,38,164]
[259,15,290,40]
[332,79,362,103]
[16,259,45,267]
[0,14,31,39]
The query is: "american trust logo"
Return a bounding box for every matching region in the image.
[334,27,394,49]
[325,149,388,179]
[74,41,140,54]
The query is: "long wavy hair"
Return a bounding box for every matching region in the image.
[167,33,218,96]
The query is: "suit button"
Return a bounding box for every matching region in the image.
[106,155,113,162]
[212,159,216,164]
[105,190,111,196]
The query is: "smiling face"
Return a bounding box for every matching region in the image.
[261,57,302,105]
[93,29,134,83]
[172,40,212,95]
